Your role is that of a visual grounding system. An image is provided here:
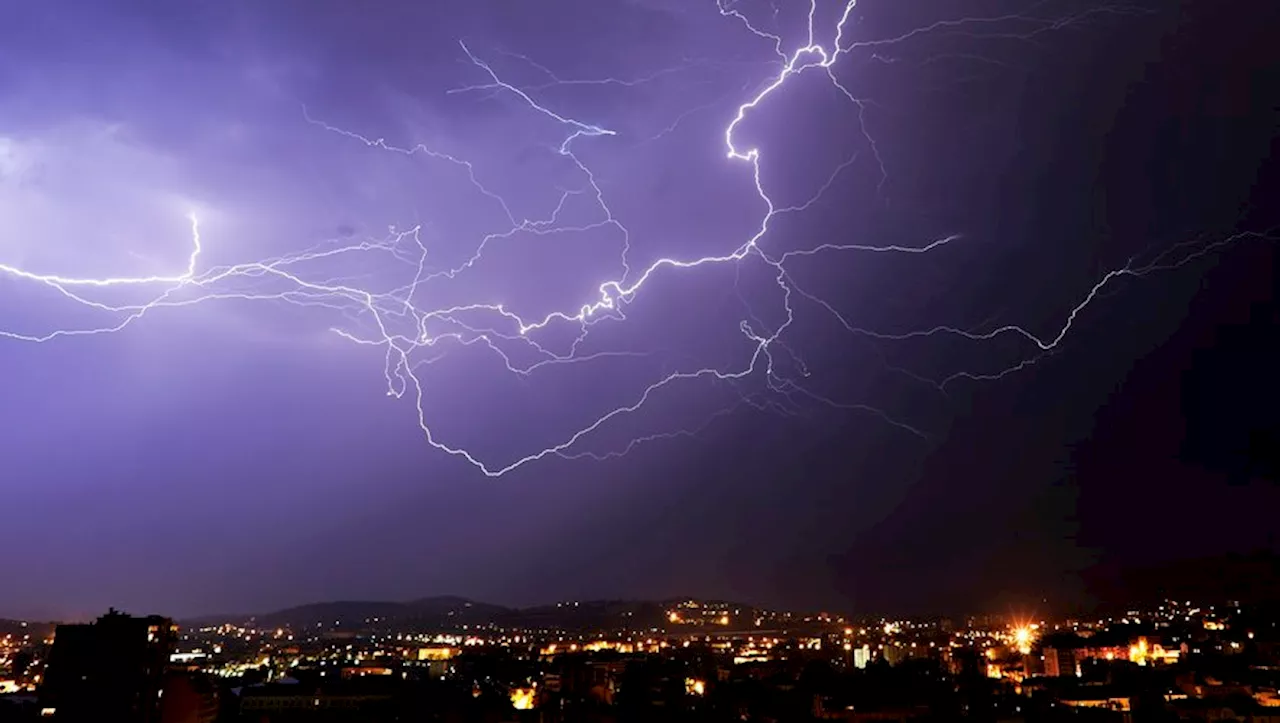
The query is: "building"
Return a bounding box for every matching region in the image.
[158,672,219,723]
[236,680,396,716]
[883,645,906,667]
[1043,647,1070,677]
[853,645,871,670]
[38,609,177,723]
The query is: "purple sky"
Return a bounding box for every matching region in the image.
[1,0,1276,620]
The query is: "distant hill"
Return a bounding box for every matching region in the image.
[190,597,767,634]
[407,595,510,619]
[247,596,509,630]
[0,619,56,638]
[494,600,670,632]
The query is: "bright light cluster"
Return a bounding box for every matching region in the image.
[0,1,1270,476]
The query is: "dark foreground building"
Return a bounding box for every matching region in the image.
[38,609,177,723]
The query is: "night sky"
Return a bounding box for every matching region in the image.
[0,0,1275,621]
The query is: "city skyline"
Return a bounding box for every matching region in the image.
[8,597,1279,721]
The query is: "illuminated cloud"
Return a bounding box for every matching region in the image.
[0,123,197,274]
[0,0,1269,480]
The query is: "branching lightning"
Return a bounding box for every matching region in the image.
[2,0,1272,475]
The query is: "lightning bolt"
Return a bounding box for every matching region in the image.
[2,1,1272,476]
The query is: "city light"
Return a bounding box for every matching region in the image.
[1013,626,1035,655]
[1129,637,1149,666]
[12,596,1270,718]
[510,686,537,710]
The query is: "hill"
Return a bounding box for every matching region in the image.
[248,596,509,630]
[0,619,55,638]
[192,597,770,634]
